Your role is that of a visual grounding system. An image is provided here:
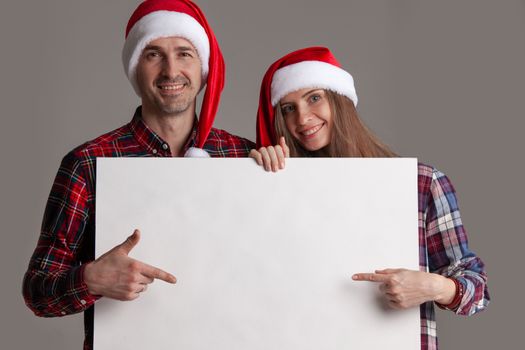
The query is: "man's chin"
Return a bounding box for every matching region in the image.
[159,103,192,116]
[154,96,193,115]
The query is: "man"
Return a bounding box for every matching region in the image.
[22,1,254,349]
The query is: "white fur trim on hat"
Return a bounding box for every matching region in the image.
[271,61,358,107]
[122,11,210,96]
[184,147,210,158]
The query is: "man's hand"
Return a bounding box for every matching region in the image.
[352,268,456,309]
[83,229,177,301]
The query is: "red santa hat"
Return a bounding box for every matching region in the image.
[256,46,358,148]
[123,0,225,157]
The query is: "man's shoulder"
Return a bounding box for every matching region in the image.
[57,122,139,176]
[207,127,254,146]
[68,122,137,161]
[205,127,255,157]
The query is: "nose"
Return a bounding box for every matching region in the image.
[296,106,313,125]
[161,55,180,79]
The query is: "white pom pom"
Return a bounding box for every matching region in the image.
[184,147,210,158]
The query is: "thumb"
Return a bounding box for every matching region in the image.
[280,136,290,157]
[119,229,141,255]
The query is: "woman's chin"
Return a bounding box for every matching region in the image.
[299,140,329,153]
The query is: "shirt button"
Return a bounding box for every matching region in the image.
[80,299,87,305]
[162,144,169,150]
[61,311,66,315]
[152,149,158,155]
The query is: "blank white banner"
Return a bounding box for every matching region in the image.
[94,158,420,350]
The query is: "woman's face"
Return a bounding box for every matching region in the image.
[279,88,333,151]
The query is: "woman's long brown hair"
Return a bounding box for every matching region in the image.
[274,90,397,157]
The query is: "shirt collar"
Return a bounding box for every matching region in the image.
[129,106,199,156]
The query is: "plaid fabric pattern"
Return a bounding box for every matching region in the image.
[418,163,489,349]
[24,122,489,350]
[22,107,254,349]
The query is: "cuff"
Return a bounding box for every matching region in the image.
[62,264,100,315]
[435,277,463,312]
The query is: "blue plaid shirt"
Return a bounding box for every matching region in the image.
[417,163,489,349]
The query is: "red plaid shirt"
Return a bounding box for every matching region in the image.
[22,108,255,349]
[23,113,489,349]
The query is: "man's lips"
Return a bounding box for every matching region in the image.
[157,83,185,94]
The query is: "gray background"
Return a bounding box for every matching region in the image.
[0,0,522,348]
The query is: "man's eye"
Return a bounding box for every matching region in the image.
[180,52,193,58]
[146,51,160,59]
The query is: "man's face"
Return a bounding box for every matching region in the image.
[136,36,203,117]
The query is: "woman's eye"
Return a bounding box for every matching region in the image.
[310,94,321,103]
[281,105,295,115]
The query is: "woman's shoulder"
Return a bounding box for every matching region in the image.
[417,161,457,197]
[417,162,448,180]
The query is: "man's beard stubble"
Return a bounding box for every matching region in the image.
[155,76,197,116]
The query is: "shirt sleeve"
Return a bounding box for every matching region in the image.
[22,152,99,317]
[425,168,490,316]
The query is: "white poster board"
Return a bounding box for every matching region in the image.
[95,158,420,349]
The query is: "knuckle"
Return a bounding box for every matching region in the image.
[391,276,401,283]
[128,261,141,272]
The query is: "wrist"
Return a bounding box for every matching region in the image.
[434,275,456,305]
[82,261,99,295]
[435,277,463,311]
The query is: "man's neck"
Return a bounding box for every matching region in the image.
[141,105,196,157]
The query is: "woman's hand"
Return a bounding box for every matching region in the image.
[352,268,456,309]
[249,137,290,172]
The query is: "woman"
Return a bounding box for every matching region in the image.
[250,46,489,348]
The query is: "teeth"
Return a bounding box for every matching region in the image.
[301,124,322,136]
[160,84,184,90]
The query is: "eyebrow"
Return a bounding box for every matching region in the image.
[281,89,322,105]
[301,89,322,98]
[143,45,162,51]
[176,46,196,52]
[143,45,197,53]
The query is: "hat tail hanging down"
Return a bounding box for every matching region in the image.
[183,0,224,157]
